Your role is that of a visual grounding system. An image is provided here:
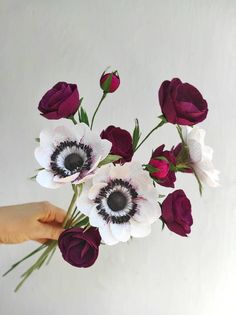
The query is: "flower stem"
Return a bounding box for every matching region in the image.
[90,92,107,130]
[70,116,78,125]
[134,118,167,152]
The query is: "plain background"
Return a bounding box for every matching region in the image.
[0,1,235,314]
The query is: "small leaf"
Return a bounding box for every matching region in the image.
[29,175,37,181]
[143,164,160,173]
[35,138,40,143]
[102,73,113,92]
[98,154,121,167]
[154,156,169,162]
[158,194,166,198]
[132,119,141,150]
[75,216,90,228]
[78,106,90,126]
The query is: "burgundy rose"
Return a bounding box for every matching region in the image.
[58,227,101,268]
[38,82,80,120]
[100,126,134,164]
[100,71,120,93]
[160,190,193,237]
[148,144,176,188]
[158,78,208,126]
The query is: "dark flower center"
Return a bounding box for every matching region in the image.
[107,191,128,212]
[64,153,84,171]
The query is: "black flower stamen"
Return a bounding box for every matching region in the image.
[95,179,139,224]
[50,140,93,177]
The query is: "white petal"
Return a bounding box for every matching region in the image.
[130,219,151,238]
[134,200,158,224]
[88,183,108,200]
[99,224,119,246]
[89,205,107,228]
[53,172,80,183]
[83,127,112,159]
[110,223,131,242]
[92,164,111,185]
[36,170,63,189]
[76,182,94,215]
[52,125,81,145]
[110,163,131,180]
[39,129,54,148]
[34,147,52,169]
[188,139,202,163]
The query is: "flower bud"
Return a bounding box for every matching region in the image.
[100,71,120,93]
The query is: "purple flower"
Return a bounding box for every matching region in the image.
[158,78,208,126]
[160,189,193,237]
[58,227,101,268]
[148,145,176,188]
[38,82,80,120]
[100,125,134,164]
[100,71,120,93]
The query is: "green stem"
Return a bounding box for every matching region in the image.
[135,119,166,152]
[2,243,47,277]
[90,92,107,130]
[63,185,79,228]
[70,116,77,125]
[15,241,57,292]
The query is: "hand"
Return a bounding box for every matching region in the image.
[0,202,66,244]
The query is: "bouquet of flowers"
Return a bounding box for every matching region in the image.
[3,69,219,292]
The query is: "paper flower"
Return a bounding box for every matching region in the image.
[38,82,80,120]
[77,161,159,245]
[183,126,219,187]
[100,71,120,93]
[58,227,101,268]
[34,124,111,188]
[100,125,134,164]
[148,144,176,187]
[160,190,193,237]
[158,78,208,126]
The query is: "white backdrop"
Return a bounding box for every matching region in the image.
[0,1,235,314]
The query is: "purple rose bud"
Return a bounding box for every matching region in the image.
[160,189,193,237]
[148,145,176,188]
[100,125,134,164]
[100,71,120,93]
[158,78,208,126]
[38,82,80,120]
[58,227,101,268]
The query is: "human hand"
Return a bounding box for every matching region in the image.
[0,202,66,244]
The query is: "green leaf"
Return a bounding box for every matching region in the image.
[132,119,141,150]
[35,138,40,143]
[154,156,168,162]
[98,154,121,167]
[158,114,167,123]
[75,216,90,228]
[78,106,90,126]
[158,194,166,198]
[29,175,37,181]
[143,164,159,173]
[101,73,113,92]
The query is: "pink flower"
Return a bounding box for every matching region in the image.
[148,145,176,188]
[100,71,120,93]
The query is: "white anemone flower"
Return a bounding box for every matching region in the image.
[77,161,159,245]
[34,123,111,189]
[183,126,219,187]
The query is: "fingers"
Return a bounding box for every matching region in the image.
[38,202,66,224]
[33,223,65,241]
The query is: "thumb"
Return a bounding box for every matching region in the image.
[34,223,64,241]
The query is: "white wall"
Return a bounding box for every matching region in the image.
[0,1,235,314]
